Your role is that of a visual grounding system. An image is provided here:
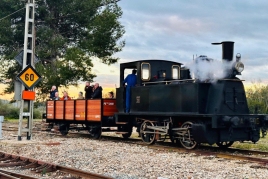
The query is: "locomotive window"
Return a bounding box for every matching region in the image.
[141,63,150,81]
[172,65,180,79]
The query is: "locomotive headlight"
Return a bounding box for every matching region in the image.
[234,61,244,72]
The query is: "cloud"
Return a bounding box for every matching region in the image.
[91,60,120,87]
[93,0,268,86]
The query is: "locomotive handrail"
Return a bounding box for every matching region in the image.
[218,79,245,81]
[142,79,194,86]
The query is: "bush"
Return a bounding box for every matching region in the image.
[0,101,19,119]
[33,108,42,119]
[0,100,42,119]
[246,83,268,114]
[6,107,20,119]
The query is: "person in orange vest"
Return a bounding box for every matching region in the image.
[60,91,71,100]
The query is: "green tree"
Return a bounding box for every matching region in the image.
[0,0,125,98]
[246,83,268,114]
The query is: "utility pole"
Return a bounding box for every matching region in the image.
[18,0,36,140]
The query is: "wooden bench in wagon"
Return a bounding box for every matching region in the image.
[45,99,119,138]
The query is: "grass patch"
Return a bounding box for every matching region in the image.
[230,136,268,151]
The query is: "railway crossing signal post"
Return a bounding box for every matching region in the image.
[17,0,40,141]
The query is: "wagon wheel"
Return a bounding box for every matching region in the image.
[179,121,198,149]
[89,126,102,139]
[216,141,234,148]
[140,120,156,145]
[122,126,133,139]
[59,124,69,136]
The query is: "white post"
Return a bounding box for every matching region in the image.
[18,0,35,141]
[0,116,4,139]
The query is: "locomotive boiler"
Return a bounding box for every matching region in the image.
[45,41,268,149]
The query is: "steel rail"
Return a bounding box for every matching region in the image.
[0,151,113,179]
[147,145,268,165]
[56,165,112,179]
[0,169,38,179]
[0,171,19,179]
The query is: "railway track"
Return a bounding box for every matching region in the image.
[0,151,113,179]
[2,124,268,171]
[45,130,268,168]
[68,131,268,168]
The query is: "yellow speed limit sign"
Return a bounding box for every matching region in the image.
[17,65,42,89]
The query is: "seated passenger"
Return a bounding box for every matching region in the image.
[53,92,60,100]
[60,91,71,100]
[49,85,58,99]
[108,91,114,99]
[77,91,84,99]
[91,83,102,99]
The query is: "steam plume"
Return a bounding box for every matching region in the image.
[185,56,233,83]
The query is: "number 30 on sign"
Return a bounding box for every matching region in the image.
[17,65,42,89]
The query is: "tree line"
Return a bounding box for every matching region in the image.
[0,0,125,102]
[246,83,268,114]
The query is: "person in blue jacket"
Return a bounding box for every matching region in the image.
[49,85,58,99]
[122,69,137,113]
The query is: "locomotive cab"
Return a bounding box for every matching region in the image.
[116,60,192,113]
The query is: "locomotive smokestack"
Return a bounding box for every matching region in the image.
[212,41,234,61]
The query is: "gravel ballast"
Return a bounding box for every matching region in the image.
[1,129,268,179]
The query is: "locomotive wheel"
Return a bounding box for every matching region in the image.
[89,126,102,139]
[216,141,234,148]
[59,124,69,136]
[122,126,133,139]
[179,121,198,149]
[140,120,156,145]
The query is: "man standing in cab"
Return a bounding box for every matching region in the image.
[122,69,137,113]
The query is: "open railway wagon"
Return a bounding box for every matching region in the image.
[44,41,268,149]
[45,99,132,139]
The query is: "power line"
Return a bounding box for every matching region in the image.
[0,7,25,22]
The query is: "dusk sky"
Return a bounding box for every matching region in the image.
[92,0,268,87]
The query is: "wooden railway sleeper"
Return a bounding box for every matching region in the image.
[22,161,39,169]
[31,163,48,172]
[0,161,25,167]
[35,164,56,173]
[3,157,20,163]
[0,155,11,161]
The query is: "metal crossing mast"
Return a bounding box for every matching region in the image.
[18,0,36,140]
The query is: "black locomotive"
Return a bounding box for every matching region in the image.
[45,41,268,149]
